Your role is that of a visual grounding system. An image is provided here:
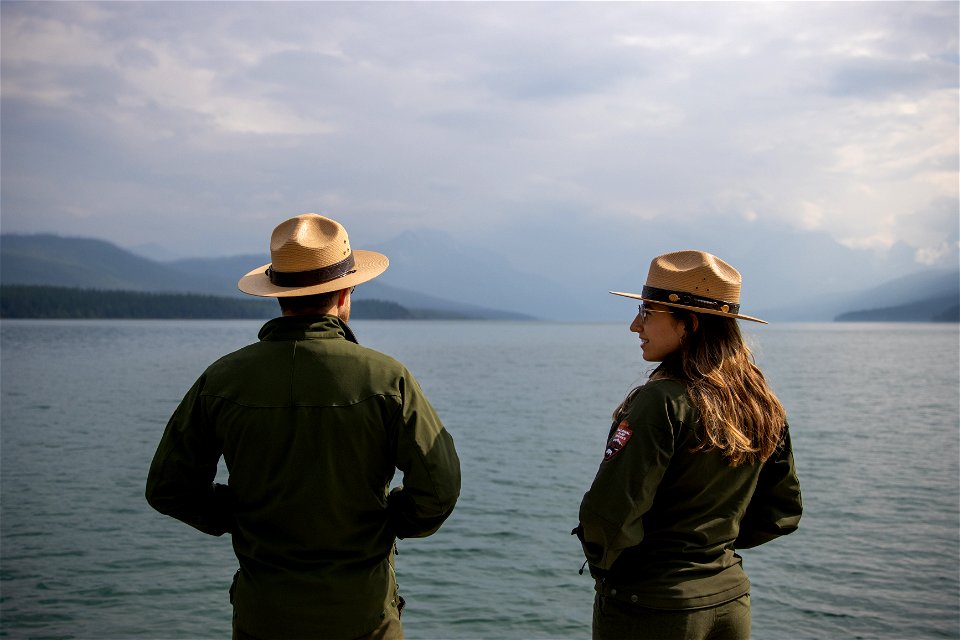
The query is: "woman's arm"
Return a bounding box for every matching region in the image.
[735,424,802,549]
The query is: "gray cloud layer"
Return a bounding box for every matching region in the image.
[2,1,957,273]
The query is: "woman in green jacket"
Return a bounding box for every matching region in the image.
[576,250,802,640]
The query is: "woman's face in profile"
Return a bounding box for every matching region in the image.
[630,303,686,362]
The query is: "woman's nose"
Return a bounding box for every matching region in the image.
[630,314,642,333]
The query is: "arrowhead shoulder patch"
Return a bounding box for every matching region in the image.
[604,420,633,461]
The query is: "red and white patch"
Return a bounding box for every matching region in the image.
[604,420,633,460]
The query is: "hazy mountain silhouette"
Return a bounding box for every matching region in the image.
[0,234,223,293]
[833,269,959,322]
[0,234,532,320]
[2,232,955,322]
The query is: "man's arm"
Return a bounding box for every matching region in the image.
[145,376,235,537]
[388,372,461,539]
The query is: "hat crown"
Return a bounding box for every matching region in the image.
[646,250,742,304]
[238,213,388,298]
[270,214,352,272]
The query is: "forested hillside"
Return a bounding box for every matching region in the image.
[0,286,445,320]
[1,286,275,319]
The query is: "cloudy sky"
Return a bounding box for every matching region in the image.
[1,1,957,310]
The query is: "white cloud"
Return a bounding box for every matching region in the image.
[915,242,957,266]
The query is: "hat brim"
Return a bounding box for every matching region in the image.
[238,250,389,297]
[609,291,767,324]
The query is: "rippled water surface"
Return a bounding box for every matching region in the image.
[1,320,957,639]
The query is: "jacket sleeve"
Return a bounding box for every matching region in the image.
[388,371,461,539]
[735,423,802,549]
[145,375,235,537]
[577,388,675,571]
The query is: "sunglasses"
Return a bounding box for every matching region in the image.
[637,304,672,323]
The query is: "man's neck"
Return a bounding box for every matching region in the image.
[282,307,338,317]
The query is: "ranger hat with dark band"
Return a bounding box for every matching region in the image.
[610,250,766,324]
[238,213,389,297]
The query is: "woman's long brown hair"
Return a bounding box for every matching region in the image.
[617,309,786,466]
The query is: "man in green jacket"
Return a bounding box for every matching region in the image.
[146,213,461,640]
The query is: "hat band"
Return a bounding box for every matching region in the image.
[642,285,740,315]
[266,253,356,288]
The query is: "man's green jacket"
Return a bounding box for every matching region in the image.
[146,315,461,639]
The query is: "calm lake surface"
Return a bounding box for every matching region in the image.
[1,319,958,639]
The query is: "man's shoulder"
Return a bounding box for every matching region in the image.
[347,341,410,372]
[209,337,416,382]
[206,339,271,367]
[207,336,403,365]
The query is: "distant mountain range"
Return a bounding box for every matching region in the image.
[835,298,958,322]
[833,268,959,322]
[1,233,956,322]
[0,233,531,320]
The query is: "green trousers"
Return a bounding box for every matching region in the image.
[593,593,751,640]
[232,602,403,640]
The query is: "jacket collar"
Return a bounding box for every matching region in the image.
[257,314,359,344]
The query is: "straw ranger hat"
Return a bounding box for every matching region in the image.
[238,214,389,297]
[610,250,766,323]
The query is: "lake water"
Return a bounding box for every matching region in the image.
[1,319,958,639]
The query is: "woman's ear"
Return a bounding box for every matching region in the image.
[689,313,699,333]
